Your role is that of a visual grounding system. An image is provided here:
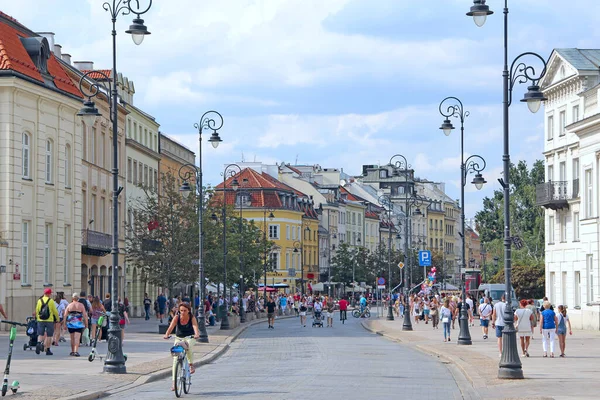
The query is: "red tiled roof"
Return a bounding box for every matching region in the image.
[81,69,112,80]
[0,13,82,98]
[365,211,379,219]
[340,187,367,203]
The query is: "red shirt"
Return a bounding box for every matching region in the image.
[338,299,348,311]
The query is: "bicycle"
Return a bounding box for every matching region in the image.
[168,336,193,397]
[352,307,371,318]
[339,310,347,324]
[0,320,27,396]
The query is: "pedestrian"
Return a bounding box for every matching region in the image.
[491,294,507,358]
[466,294,475,327]
[143,293,152,320]
[526,299,538,337]
[299,296,308,327]
[326,296,335,327]
[556,305,572,357]
[430,297,439,329]
[539,300,558,358]
[118,297,130,343]
[157,292,167,323]
[103,293,112,312]
[412,296,421,324]
[423,297,430,324]
[266,296,276,329]
[338,296,348,322]
[163,302,200,391]
[514,299,533,357]
[478,297,493,340]
[53,293,68,345]
[454,296,470,329]
[90,296,106,343]
[440,298,452,342]
[64,293,88,357]
[35,288,59,355]
[0,303,7,320]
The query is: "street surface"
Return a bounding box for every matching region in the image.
[114,313,465,399]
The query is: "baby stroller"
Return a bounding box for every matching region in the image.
[312,310,323,328]
[23,317,37,351]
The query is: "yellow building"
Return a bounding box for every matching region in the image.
[215,168,319,293]
[427,201,445,253]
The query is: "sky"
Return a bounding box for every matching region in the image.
[4,0,600,218]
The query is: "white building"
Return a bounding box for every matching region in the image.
[539,48,600,329]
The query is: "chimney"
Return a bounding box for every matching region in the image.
[53,44,62,58]
[73,61,94,71]
[36,32,55,49]
[61,53,72,65]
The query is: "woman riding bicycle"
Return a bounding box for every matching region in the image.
[163,302,200,391]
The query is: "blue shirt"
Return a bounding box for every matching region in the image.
[157,295,167,309]
[541,309,556,329]
[280,297,287,307]
[359,297,367,306]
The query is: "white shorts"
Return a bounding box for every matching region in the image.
[327,312,333,318]
[300,312,306,316]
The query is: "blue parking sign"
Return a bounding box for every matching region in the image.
[419,250,431,267]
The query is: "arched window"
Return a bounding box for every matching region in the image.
[22,133,30,179]
[65,143,72,188]
[45,139,53,183]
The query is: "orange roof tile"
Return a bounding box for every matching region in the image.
[81,69,113,80]
[0,13,82,98]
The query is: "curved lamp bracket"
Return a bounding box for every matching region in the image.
[508,52,548,107]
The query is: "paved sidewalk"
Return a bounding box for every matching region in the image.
[0,315,277,400]
[362,316,600,400]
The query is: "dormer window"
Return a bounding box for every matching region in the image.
[379,169,388,179]
[236,193,251,207]
[20,36,54,87]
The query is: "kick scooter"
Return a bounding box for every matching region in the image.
[0,320,27,396]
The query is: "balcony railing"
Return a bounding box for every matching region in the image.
[535,181,570,210]
[81,229,111,256]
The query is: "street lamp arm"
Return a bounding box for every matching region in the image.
[388,154,409,171]
[438,96,469,122]
[126,0,153,16]
[508,52,548,107]
[77,71,113,121]
[178,163,199,184]
[196,110,224,133]
[463,155,487,182]
[102,1,132,18]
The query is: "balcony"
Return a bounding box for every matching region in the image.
[535,181,570,210]
[81,229,111,257]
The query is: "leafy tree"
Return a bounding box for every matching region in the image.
[489,264,545,299]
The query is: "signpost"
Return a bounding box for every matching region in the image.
[419,250,432,267]
[398,262,404,269]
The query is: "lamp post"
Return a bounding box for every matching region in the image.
[438,96,487,346]
[292,241,302,294]
[262,208,275,300]
[76,0,152,374]
[178,111,223,344]
[327,228,337,298]
[481,243,488,283]
[236,189,251,324]
[466,0,547,378]
[378,195,395,321]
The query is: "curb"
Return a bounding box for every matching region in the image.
[60,315,294,400]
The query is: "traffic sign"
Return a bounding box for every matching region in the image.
[377,277,386,286]
[419,250,431,267]
[398,262,404,269]
[377,285,386,289]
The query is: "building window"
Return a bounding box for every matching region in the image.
[133,161,138,185]
[547,115,554,140]
[22,221,29,284]
[574,271,581,308]
[139,163,143,185]
[64,225,70,284]
[297,226,301,240]
[268,224,279,239]
[574,212,580,241]
[44,223,52,284]
[286,253,290,269]
[559,110,566,136]
[560,214,567,242]
[573,105,579,123]
[45,139,53,183]
[269,252,280,270]
[547,165,553,182]
[286,225,290,240]
[90,127,96,164]
[379,169,388,178]
[127,158,132,183]
[100,197,105,233]
[65,144,72,189]
[548,216,555,244]
[587,254,594,302]
[99,131,105,168]
[91,194,96,227]
[154,170,158,190]
[559,161,566,181]
[573,158,580,197]
[22,133,30,179]
[585,169,593,218]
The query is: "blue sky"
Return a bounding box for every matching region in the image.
[5,0,600,217]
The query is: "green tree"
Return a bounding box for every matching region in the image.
[490,264,545,299]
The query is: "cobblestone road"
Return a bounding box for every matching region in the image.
[113,314,466,399]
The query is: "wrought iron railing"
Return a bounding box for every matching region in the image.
[535,181,570,205]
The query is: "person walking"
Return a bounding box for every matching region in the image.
[514,299,534,357]
[466,294,475,327]
[90,296,106,343]
[299,296,308,327]
[440,298,452,342]
[163,302,200,391]
[64,293,88,357]
[143,293,152,321]
[118,298,130,343]
[491,294,507,358]
[430,297,439,329]
[526,299,539,337]
[266,296,276,329]
[157,293,167,323]
[325,296,335,328]
[35,288,59,355]
[540,300,558,358]
[52,293,68,346]
[556,305,572,357]
[478,297,493,340]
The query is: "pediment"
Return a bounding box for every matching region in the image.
[540,52,578,90]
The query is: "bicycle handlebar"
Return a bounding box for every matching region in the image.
[0,320,27,327]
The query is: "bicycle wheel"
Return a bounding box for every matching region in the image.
[365,310,371,318]
[183,361,191,394]
[352,309,360,318]
[174,359,184,398]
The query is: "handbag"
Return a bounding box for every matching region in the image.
[442,317,449,323]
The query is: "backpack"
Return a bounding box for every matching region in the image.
[39,298,51,320]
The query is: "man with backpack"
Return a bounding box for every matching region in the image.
[36,288,59,355]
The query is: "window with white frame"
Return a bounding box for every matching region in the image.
[286,225,290,240]
[133,161,138,185]
[21,221,29,284]
[90,127,96,164]
[127,158,132,183]
[100,197,105,232]
[547,115,554,140]
[45,139,53,183]
[286,253,290,269]
[560,214,567,242]
[44,223,52,284]
[585,169,593,218]
[268,224,279,239]
[559,162,566,181]
[297,226,301,240]
[574,271,581,308]
[559,110,566,136]
[574,212,580,241]
[548,215,555,244]
[269,252,279,270]
[65,144,72,189]
[547,165,554,182]
[587,254,594,302]
[573,105,579,123]
[91,194,96,226]
[22,133,30,179]
[291,225,296,240]
[64,225,70,284]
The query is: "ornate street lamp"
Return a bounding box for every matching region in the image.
[438,96,487,346]
[178,111,224,343]
[378,195,395,321]
[76,0,152,374]
[466,0,547,379]
[262,208,275,300]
